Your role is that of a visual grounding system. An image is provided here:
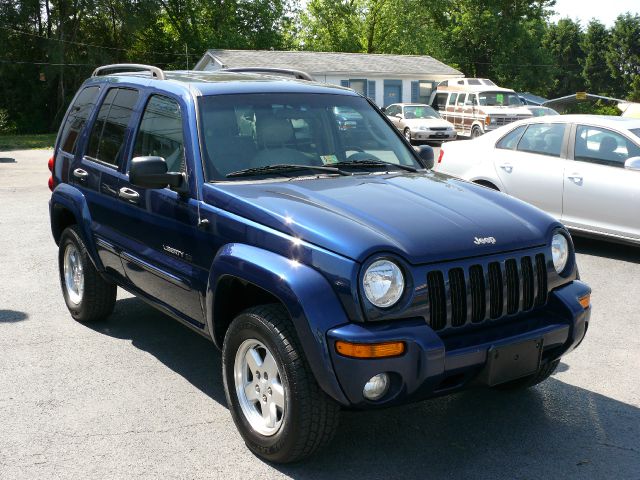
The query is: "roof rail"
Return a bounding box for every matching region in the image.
[92,64,165,80]
[223,67,314,81]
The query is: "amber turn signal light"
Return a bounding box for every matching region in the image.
[578,294,590,309]
[335,340,405,359]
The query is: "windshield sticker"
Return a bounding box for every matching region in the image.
[320,155,338,165]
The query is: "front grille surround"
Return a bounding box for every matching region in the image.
[423,251,549,332]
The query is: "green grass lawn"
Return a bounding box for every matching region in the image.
[0,133,56,151]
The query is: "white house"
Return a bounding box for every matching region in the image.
[194,49,464,107]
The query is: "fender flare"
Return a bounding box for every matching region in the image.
[206,243,350,405]
[50,184,103,271]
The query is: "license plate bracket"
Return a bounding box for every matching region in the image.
[482,339,542,386]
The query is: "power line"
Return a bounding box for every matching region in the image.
[0,25,190,57]
[0,59,93,66]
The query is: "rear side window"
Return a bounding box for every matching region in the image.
[132,95,185,173]
[456,94,466,106]
[516,123,566,157]
[86,88,139,167]
[448,94,458,106]
[58,86,100,154]
[496,125,526,150]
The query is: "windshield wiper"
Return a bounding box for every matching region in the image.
[333,159,419,172]
[226,164,352,178]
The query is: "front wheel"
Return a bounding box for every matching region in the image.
[471,126,483,138]
[404,127,412,143]
[222,305,340,463]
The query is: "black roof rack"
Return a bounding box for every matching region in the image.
[223,67,314,81]
[92,64,165,80]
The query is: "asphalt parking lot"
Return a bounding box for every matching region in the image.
[1,149,639,479]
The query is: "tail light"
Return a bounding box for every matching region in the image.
[437,149,444,164]
[48,155,55,191]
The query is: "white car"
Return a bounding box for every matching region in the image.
[385,103,456,143]
[435,115,640,244]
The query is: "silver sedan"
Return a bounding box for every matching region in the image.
[435,115,640,245]
[385,103,456,143]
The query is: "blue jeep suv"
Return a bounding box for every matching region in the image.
[49,64,591,463]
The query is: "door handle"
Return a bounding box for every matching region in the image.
[118,187,140,203]
[73,168,88,180]
[567,174,583,184]
[499,163,513,173]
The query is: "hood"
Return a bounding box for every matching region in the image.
[404,118,453,128]
[203,173,556,264]
[481,106,532,116]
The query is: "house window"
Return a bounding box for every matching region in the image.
[349,79,367,96]
[418,81,433,104]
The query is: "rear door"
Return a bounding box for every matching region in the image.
[116,93,205,324]
[562,124,640,240]
[70,86,140,279]
[494,122,568,219]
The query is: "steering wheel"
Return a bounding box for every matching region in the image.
[346,151,382,162]
[344,145,364,152]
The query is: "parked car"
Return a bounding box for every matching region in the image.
[525,106,559,117]
[429,78,532,138]
[384,103,456,143]
[435,115,640,244]
[48,64,591,463]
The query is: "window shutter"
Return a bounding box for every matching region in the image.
[411,81,419,103]
[367,80,376,101]
[340,80,350,88]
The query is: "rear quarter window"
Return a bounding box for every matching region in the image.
[58,86,100,154]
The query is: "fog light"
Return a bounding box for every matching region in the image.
[363,373,389,401]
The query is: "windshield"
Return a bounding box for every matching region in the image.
[198,93,421,180]
[478,91,522,107]
[403,105,440,119]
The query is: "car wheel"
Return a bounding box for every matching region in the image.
[222,304,340,463]
[471,126,482,138]
[58,225,116,322]
[404,128,412,143]
[493,359,560,391]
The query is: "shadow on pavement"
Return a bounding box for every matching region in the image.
[573,235,640,264]
[0,310,28,322]
[88,297,639,479]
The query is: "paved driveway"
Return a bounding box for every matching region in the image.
[1,149,638,479]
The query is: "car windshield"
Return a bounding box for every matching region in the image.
[403,105,440,119]
[198,93,421,180]
[478,91,522,107]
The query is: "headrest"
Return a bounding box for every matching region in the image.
[256,116,295,147]
[202,108,238,137]
[599,136,617,153]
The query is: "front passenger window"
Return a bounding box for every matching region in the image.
[133,95,185,173]
[574,125,640,168]
[516,123,566,157]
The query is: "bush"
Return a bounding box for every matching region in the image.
[563,100,621,116]
[0,109,16,134]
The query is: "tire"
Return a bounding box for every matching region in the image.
[222,304,340,463]
[58,225,116,322]
[494,359,560,391]
[404,128,412,143]
[471,126,483,139]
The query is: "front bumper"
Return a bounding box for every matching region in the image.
[411,130,457,141]
[327,280,590,407]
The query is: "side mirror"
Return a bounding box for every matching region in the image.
[624,156,640,171]
[129,156,185,190]
[380,107,386,113]
[416,145,435,169]
[395,113,403,119]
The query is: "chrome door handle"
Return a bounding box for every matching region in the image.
[73,168,88,180]
[499,164,513,173]
[118,187,140,202]
[567,175,583,184]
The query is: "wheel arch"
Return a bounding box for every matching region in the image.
[206,243,350,405]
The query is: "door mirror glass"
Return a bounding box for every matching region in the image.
[129,156,184,190]
[416,145,434,169]
[624,156,640,171]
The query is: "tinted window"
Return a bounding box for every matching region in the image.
[497,125,526,150]
[86,88,139,166]
[434,93,448,110]
[59,87,100,154]
[198,93,421,180]
[516,123,566,157]
[574,125,640,167]
[456,94,466,106]
[448,94,458,106]
[631,128,640,139]
[133,95,185,173]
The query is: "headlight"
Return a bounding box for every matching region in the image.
[363,260,405,308]
[417,126,428,131]
[552,233,569,273]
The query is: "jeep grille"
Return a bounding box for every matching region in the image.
[426,253,548,331]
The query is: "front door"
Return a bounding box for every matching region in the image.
[383,80,402,107]
[494,122,568,219]
[562,124,640,240]
[116,93,205,324]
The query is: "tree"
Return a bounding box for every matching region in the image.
[606,13,640,99]
[580,20,611,95]
[542,18,584,97]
